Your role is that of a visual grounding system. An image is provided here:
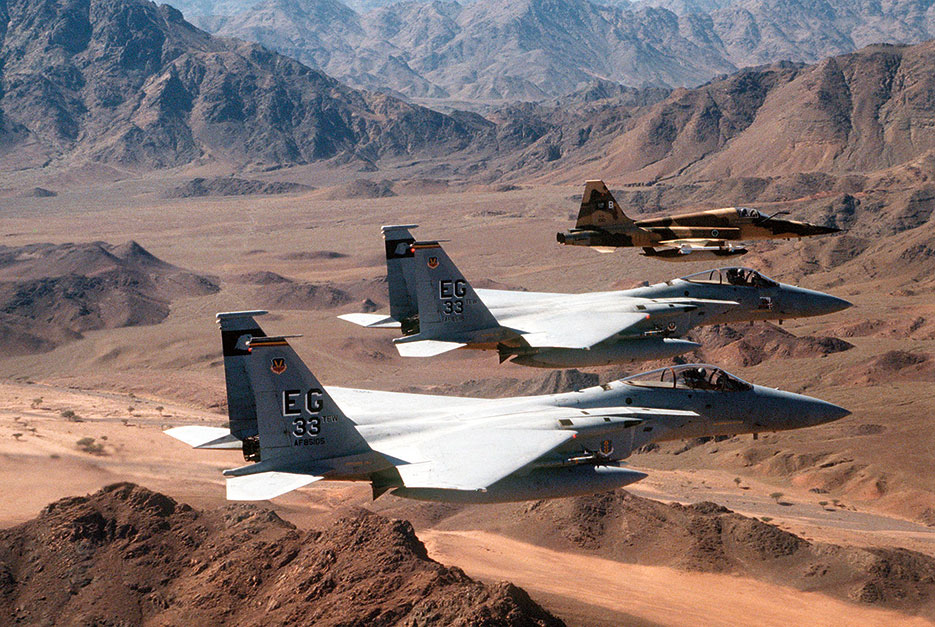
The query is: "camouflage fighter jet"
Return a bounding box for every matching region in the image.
[165,311,849,502]
[556,180,840,260]
[338,226,850,368]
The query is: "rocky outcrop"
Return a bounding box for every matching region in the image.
[0,484,564,626]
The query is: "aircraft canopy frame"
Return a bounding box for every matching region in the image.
[622,364,753,392]
[680,267,779,288]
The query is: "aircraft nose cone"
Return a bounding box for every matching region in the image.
[785,288,852,318]
[820,294,852,315]
[809,224,841,235]
[811,400,851,424]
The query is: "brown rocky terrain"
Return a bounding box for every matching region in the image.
[0,0,487,171]
[165,177,313,198]
[838,350,935,385]
[523,41,935,185]
[0,241,218,355]
[688,323,854,369]
[0,483,563,626]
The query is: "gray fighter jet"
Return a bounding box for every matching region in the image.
[339,226,851,367]
[165,311,849,502]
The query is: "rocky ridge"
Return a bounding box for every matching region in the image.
[0,0,486,170]
[0,483,563,625]
[181,0,935,103]
[0,241,218,355]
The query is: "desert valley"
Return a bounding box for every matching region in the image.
[2,0,935,623]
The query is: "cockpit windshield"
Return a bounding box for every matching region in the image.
[680,267,779,288]
[622,364,753,392]
[737,207,760,219]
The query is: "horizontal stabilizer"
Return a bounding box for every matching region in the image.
[164,426,242,449]
[337,313,401,328]
[226,471,323,501]
[394,339,466,357]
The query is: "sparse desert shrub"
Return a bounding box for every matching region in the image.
[60,409,82,422]
[733,477,742,486]
[761,516,773,523]
[76,437,105,455]
[770,491,784,502]
[30,398,42,409]
[12,433,23,441]
[155,406,164,414]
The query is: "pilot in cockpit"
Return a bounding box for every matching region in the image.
[725,268,746,286]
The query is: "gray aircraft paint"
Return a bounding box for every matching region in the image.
[167,318,850,503]
[340,228,850,367]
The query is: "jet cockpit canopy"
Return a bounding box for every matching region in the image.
[622,364,753,392]
[680,267,779,288]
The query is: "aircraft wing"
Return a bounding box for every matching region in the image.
[337,313,401,328]
[380,428,575,491]
[226,472,323,500]
[329,386,500,411]
[375,405,699,492]
[517,311,650,349]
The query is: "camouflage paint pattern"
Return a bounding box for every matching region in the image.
[559,179,839,257]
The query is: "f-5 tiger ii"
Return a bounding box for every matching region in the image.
[557,180,840,260]
[338,226,851,368]
[165,311,850,503]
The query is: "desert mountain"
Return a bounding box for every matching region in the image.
[506,40,935,183]
[646,0,935,67]
[514,40,935,284]
[190,0,738,102]
[0,0,485,170]
[0,483,562,625]
[181,0,935,103]
[0,241,218,355]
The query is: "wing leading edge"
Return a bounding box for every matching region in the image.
[383,428,575,491]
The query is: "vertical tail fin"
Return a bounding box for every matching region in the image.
[401,241,499,343]
[218,311,268,442]
[241,336,373,470]
[382,224,419,326]
[575,180,632,229]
